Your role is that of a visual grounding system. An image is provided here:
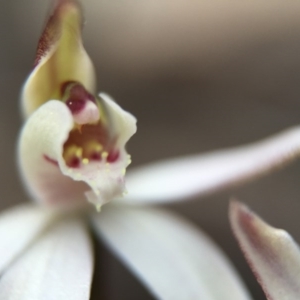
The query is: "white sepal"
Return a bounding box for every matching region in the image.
[0,217,93,300]
[92,205,252,300]
[0,204,56,273]
[120,126,300,204]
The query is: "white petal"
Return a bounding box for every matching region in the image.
[21,0,96,118]
[18,100,88,208]
[230,201,300,300]
[92,205,252,300]
[0,205,56,274]
[99,93,137,149]
[83,93,137,207]
[120,126,300,204]
[0,217,93,300]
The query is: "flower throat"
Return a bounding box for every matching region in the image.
[61,82,119,168]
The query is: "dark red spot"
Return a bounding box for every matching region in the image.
[62,83,96,115]
[67,157,81,168]
[34,0,81,68]
[90,152,102,161]
[107,150,120,163]
[66,98,86,114]
[44,155,59,167]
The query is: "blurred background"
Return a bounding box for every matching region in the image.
[1,0,300,299]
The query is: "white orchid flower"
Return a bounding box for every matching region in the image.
[19,0,136,209]
[2,0,300,299]
[230,200,300,300]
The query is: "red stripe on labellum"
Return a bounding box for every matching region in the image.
[44,155,59,167]
[67,156,81,168]
[90,152,102,161]
[107,150,120,163]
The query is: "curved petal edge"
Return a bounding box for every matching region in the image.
[230,200,300,300]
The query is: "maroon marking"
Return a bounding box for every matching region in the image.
[34,0,82,67]
[107,150,120,163]
[66,156,81,168]
[34,15,57,67]
[90,152,102,161]
[44,155,59,167]
[68,84,95,103]
[66,98,86,114]
[63,83,96,114]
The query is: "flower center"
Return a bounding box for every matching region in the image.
[61,82,119,168]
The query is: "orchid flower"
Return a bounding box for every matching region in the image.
[230,200,300,300]
[2,0,300,299]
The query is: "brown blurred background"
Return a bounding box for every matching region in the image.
[2,0,300,299]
